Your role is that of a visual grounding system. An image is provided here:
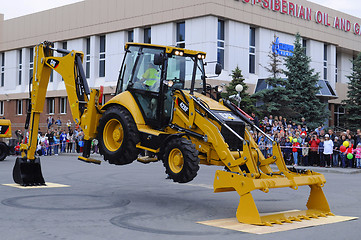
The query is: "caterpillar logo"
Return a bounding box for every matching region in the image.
[47,59,60,69]
[176,98,189,115]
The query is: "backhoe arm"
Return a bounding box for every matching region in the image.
[13,41,102,185]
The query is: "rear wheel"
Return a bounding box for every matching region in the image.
[97,106,139,165]
[163,138,200,183]
[0,142,8,161]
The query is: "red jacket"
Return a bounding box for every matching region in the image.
[309,139,320,152]
[292,142,300,152]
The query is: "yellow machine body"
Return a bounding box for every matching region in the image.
[0,119,12,138]
[14,41,333,225]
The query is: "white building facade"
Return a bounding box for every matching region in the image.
[0,0,360,130]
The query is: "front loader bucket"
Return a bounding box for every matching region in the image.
[214,170,333,226]
[13,157,45,186]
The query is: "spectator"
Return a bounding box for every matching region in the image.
[283,137,292,165]
[292,139,300,166]
[67,120,72,131]
[55,117,62,130]
[353,143,361,169]
[53,134,59,155]
[47,116,54,129]
[309,134,320,166]
[340,135,347,168]
[259,137,267,158]
[14,142,21,155]
[318,137,325,167]
[333,136,341,167]
[301,143,309,166]
[328,129,336,141]
[60,130,67,153]
[251,113,259,127]
[67,129,73,153]
[46,129,54,156]
[301,117,307,131]
[323,134,333,168]
[355,129,361,146]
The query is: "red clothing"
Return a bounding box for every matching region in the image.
[292,142,300,152]
[309,139,320,152]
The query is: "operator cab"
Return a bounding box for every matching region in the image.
[116,43,207,129]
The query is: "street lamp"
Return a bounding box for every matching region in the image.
[229,84,243,107]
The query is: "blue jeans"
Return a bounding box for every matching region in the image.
[356,158,361,168]
[333,153,339,167]
[341,153,346,168]
[293,152,298,165]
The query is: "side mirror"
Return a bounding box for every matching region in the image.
[215,63,222,75]
[154,53,164,66]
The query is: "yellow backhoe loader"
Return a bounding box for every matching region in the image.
[13,41,333,226]
[0,119,12,161]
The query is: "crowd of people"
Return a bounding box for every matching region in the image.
[14,118,99,157]
[13,114,361,169]
[251,114,361,168]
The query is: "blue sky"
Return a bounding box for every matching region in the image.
[0,0,360,20]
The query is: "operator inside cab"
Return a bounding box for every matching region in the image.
[141,62,160,91]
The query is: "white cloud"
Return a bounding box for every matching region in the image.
[0,0,83,20]
[308,0,361,18]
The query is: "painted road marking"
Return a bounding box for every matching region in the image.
[2,182,70,189]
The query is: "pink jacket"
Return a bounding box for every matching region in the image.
[353,148,361,159]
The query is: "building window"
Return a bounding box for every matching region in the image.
[99,35,106,77]
[62,41,67,50]
[323,44,328,80]
[0,101,3,116]
[335,53,338,83]
[334,104,345,127]
[176,22,185,48]
[60,97,67,114]
[128,30,134,42]
[48,98,55,114]
[1,52,4,87]
[302,39,307,55]
[18,49,22,85]
[217,20,225,69]
[144,28,151,44]
[249,27,256,74]
[29,47,34,83]
[86,38,91,78]
[50,71,53,83]
[16,100,23,115]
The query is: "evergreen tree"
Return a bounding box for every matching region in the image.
[222,66,255,113]
[283,33,327,129]
[252,35,292,117]
[342,52,361,131]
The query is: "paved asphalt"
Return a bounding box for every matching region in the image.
[0,153,360,240]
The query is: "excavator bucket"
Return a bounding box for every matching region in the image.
[13,157,45,186]
[213,141,333,226]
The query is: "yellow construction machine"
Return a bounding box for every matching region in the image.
[13,41,333,226]
[0,119,12,161]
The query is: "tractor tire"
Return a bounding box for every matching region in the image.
[97,105,140,165]
[163,138,200,183]
[0,142,8,161]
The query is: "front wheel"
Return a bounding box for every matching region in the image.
[97,106,139,165]
[163,138,200,183]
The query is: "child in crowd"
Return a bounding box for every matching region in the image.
[283,137,292,165]
[292,139,300,166]
[302,143,309,166]
[318,137,325,167]
[353,143,361,169]
[259,136,267,158]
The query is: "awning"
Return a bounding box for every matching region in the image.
[254,79,338,99]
